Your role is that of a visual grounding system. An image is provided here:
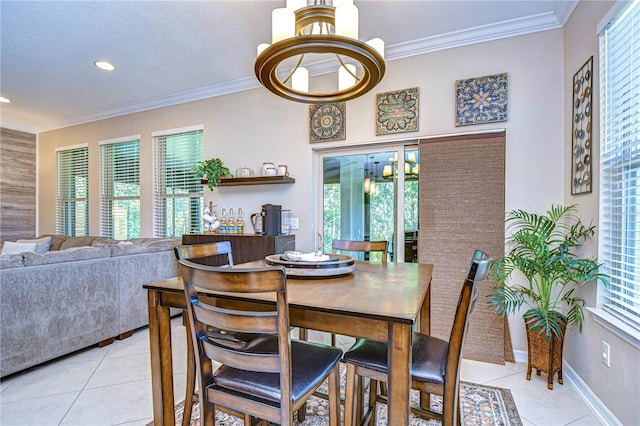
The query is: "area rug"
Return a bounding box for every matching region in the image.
[157,378,522,426]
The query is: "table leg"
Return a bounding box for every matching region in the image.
[387,322,411,425]
[148,290,175,426]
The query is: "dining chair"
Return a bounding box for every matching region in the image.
[342,249,492,426]
[332,239,388,264]
[178,260,342,425]
[175,241,258,426]
[326,239,388,347]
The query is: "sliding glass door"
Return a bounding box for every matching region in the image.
[318,144,419,262]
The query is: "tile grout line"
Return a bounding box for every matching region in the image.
[58,344,112,426]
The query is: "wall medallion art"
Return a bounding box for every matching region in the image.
[455,73,508,126]
[571,56,593,195]
[309,103,346,143]
[376,87,419,135]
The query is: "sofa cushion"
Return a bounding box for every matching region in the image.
[16,236,51,254]
[110,243,150,257]
[0,254,24,269]
[38,234,68,251]
[92,237,121,246]
[139,238,180,252]
[1,241,37,255]
[59,237,97,250]
[22,246,111,266]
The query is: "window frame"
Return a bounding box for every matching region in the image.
[152,125,204,238]
[595,0,640,347]
[56,144,89,236]
[99,135,141,240]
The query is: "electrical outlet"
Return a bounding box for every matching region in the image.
[601,340,611,367]
[290,218,299,230]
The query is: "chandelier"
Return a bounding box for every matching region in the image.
[382,152,419,181]
[255,0,385,104]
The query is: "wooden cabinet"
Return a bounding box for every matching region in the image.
[181,233,295,265]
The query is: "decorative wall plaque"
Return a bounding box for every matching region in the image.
[571,56,593,194]
[455,73,508,126]
[376,87,419,135]
[309,103,346,143]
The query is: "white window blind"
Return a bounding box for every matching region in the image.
[153,128,203,237]
[56,145,89,236]
[100,138,141,239]
[600,0,640,330]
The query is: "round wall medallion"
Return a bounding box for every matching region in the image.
[309,103,346,143]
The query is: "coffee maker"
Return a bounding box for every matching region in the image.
[251,204,282,235]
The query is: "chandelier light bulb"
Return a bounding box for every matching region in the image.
[257,43,270,56]
[333,0,354,7]
[335,3,358,39]
[366,37,385,59]
[272,8,295,43]
[339,64,356,90]
[292,67,309,93]
[286,0,307,11]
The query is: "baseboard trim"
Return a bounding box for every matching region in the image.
[513,349,528,363]
[562,361,622,426]
[512,350,621,424]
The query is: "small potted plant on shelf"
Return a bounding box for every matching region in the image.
[191,157,233,191]
[487,204,608,390]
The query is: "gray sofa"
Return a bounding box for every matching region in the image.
[0,235,180,377]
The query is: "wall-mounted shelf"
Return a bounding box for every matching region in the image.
[204,176,295,187]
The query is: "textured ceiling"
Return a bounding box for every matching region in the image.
[0,1,576,132]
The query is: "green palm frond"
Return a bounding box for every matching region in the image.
[488,204,609,339]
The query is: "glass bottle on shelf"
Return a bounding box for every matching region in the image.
[219,209,227,233]
[237,208,244,234]
[227,208,235,233]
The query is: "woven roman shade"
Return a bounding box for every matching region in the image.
[419,131,512,364]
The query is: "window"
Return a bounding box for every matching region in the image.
[56,144,89,236]
[153,126,204,237]
[599,0,640,330]
[100,136,141,239]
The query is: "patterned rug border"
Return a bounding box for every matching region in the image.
[148,380,522,426]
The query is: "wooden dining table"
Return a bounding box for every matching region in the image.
[144,260,433,426]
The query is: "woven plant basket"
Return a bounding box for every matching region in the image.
[524,317,566,390]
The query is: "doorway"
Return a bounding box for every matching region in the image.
[317,144,419,262]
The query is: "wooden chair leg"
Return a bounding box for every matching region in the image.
[331,333,336,346]
[344,363,357,426]
[183,316,196,426]
[328,367,340,426]
[368,379,378,426]
[355,376,364,423]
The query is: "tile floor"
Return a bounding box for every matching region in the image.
[0,317,603,426]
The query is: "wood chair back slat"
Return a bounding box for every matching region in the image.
[174,241,234,266]
[332,239,388,264]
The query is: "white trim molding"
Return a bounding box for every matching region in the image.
[563,361,623,426]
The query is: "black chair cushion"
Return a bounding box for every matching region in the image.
[212,338,342,404]
[342,332,449,384]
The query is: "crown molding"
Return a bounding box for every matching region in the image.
[44,9,571,132]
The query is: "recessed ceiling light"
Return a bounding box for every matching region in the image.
[94,61,116,71]
[0,97,10,103]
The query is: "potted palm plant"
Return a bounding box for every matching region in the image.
[191,157,232,191]
[487,204,608,389]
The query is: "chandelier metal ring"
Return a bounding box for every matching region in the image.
[255,35,385,104]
